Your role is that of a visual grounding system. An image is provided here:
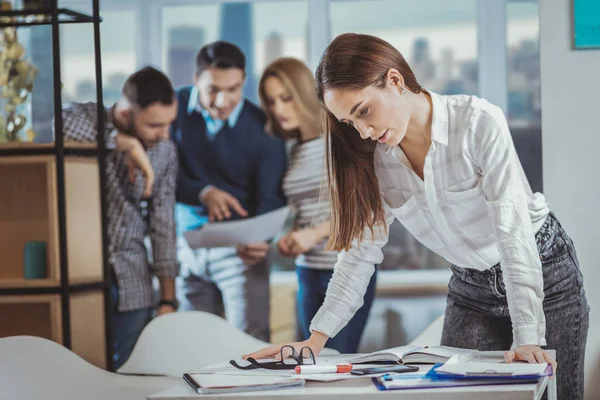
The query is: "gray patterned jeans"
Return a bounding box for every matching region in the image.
[441,212,590,400]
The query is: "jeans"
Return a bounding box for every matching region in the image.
[296,266,377,354]
[110,279,153,370]
[441,212,589,400]
[177,238,271,342]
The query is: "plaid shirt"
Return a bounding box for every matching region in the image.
[311,90,550,348]
[62,102,179,312]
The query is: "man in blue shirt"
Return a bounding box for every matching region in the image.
[171,41,287,341]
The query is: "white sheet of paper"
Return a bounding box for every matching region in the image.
[183,206,291,249]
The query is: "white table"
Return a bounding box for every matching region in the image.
[148,351,557,400]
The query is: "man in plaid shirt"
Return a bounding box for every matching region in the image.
[61,67,179,369]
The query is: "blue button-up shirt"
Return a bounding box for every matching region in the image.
[186,86,244,138]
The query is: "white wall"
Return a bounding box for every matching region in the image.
[539,0,600,398]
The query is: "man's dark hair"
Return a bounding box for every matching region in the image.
[195,41,246,75]
[122,66,175,109]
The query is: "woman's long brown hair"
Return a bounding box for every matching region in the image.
[315,33,422,251]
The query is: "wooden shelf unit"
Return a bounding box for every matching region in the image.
[0,1,110,370]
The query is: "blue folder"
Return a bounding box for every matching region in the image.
[372,363,550,391]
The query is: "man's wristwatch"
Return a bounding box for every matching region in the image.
[157,299,179,310]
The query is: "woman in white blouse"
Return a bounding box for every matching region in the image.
[246,34,589,399]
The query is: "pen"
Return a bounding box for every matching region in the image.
[295,363,353,374]
[381,373,427,381]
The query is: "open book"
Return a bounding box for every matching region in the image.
[348,345,480,365]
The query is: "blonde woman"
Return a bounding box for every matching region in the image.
[258,57,377,353]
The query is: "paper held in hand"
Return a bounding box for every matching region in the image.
[183,206,291,249]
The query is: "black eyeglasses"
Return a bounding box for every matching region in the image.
[230,345,316,370]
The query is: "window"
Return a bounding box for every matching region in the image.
[161,4,221,91]
[61,9,137,105]
[25,4,137,142]
[507,1,542,193]
[161,1,309,103]
[330,0,478,270]
[330,0,478,95]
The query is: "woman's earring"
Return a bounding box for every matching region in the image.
[400,87,407,94]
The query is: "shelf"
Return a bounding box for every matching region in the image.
[0,156,60,284]
[0,142,97,150]
[0,294,62,343]
[0,141,100,157]
[0,278,59,289]
[0,277,103,291]
[0,8,99,28]
[0,156,103,287]
[0,142,54,149]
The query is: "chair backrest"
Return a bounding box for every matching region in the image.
[408,315,445,347]
[0,336,176,400]
[118,311,271,377]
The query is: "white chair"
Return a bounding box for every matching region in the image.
[0,336,177,400]
[408,315,445,347]
[118,311,339,377]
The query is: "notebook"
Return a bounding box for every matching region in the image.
[182,373,305,394]
[348,345,480,365]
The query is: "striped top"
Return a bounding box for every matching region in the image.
[282,136,338,270]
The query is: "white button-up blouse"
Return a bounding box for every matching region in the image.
[311,90,550,348]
